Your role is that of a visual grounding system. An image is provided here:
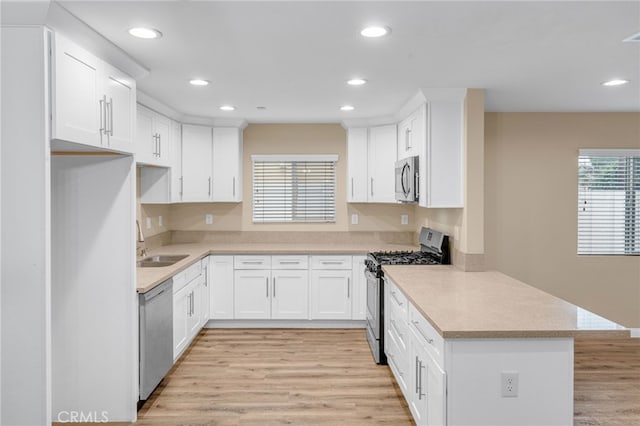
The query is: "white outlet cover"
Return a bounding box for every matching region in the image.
[401,214,409,225]
[351,214,359,225]
[501,371,519,397]
[205,214,213,225]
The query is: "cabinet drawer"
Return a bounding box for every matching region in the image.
[234,255,271,269]
[388,311,409,352]
[272,255,309,270]
[310,255,352,270]
[386,278,408,318]
[386,325,410,397]
[173,261,202,293]
[409,303,444,365]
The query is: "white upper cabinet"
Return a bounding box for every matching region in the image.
[181,124,213,202]
[52,33,135,153]
[212,127,243,202]
[367,124,397,203]
[397,104,426,160]
[135,105,171,167]
[346,125,397,203]
[346,128,369,202]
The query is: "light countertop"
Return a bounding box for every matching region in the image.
[382,265,630,339]
[137,242,417,293]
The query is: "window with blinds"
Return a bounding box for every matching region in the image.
[252,155,337,223]
[578,149,640,255]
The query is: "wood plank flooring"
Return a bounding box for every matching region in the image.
[136,329,412,425]
[134,329,640,426]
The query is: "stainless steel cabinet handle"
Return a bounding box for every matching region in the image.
[208,177,212,196]
[157,133,161,157]
[418,360,426,400]
[411,320,434,344]
[405,127,411,150]
[242,261,263,265]
[273,277,276,298]
[321,261,343,265]
[99,98,105,134]
[266,277,269,298]
[278,261,300,265]
[370,177,374,197]
[108,97,114,136]
[347,277,350,298]
[180,176,184,195]
[390,291,404,306]
[415,356,420,394]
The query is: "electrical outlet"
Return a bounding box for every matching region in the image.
[205,214,213,225]
[351,214,359,225]
[145,217,152,229]
[501,371,519,397]
[158,215,163,227]
[401,214,409,225]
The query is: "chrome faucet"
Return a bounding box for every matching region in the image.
[136,220,147,258]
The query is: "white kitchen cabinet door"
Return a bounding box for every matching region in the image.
[398,105,426,160]
[199,260,211,328]
[212,127,243,202]
[410,333,446,426]
[234,270,271,319]
[52,33,135,153]
[351,256,367,320]
[186,281,202,338]
[136,105,171,167]
[210,255,234,319]
[367,124,397,203]
[310,270,352,319]
[271,270,309,319]
[52,34,102,147]
[173,283,190,360]
[102,62,135,152]
[347,128,369,202]
[181,124,213,202]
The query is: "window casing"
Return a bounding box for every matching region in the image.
[252,155,337,223]
[578,149,640,255]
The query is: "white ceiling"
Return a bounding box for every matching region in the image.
[57,0,640,123]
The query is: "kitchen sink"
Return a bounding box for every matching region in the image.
[137,254,189,268]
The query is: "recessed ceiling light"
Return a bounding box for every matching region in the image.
[340,105,355,111]
[220,105,236,111]
[128,27,162,39]
[256,106,267,110]
[189,79,210,86]
[360,26,390,38]
[347,78,367,86]
[623,32,640,42]
[602,79,630,87]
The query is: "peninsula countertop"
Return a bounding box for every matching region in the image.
[382,265,630,339]
[137,242,417,293]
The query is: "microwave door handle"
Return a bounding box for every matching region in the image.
[402,163,410,197]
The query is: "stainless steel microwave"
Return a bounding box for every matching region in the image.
[395,156,419,203]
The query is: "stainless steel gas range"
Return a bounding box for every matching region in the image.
[364,227,450,364]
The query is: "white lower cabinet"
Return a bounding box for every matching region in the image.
[271,269,309,319]
[234,269,271,319]
[351,255,367,320]
[409,331,446,426]
[172,261,204,360]
[210,255,234,319]
[310,255,353,320]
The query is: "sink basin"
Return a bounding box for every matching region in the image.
[137,254,189,268]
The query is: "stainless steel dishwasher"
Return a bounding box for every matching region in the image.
[139,278,173,400]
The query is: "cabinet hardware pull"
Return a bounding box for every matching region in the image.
[108,97,114,136]
[278,261,299,264]
[418,360,426,399]
[347,277,350,298]
[180,176,184,196]
[208,177,212,196]
[411,320,434,344]
[273,277,276,298]
[321,261,342,265]
[370,177,374,197]
[266,277,269,298]
[157,133,161,157]
[390,291,404,306]
[99,98,105,134]
[415,356,420,394]
[242,261,263,265]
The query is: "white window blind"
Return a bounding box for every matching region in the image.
[252,155,337,223]
[578,149,640,255]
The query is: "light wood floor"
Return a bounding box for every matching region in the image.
[134,329,639,426]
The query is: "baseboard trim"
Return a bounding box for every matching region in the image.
[205,319,366,329]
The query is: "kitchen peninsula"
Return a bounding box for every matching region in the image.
[382,265,629,426]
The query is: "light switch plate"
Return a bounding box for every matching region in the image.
[351,214,359,225]
[401,214,409,225]
[205,214,213,225]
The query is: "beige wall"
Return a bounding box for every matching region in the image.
[136,168,170,238]
[166,123,415,233]
[485,112,640,327]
